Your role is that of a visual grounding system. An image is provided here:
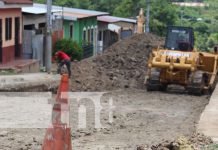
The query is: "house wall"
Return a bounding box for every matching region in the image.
[77,17,97,44]
[0,8,22,63]
[23,14,46,29]
[52,30,63,50]
[63,16,97,44]
[113,22,136,30]
[63,16,98,56]
[97,21,108,53]
[63,20,72,40]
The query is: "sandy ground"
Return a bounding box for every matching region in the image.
[0,89,209,150]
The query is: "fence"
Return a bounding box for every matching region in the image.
[82,44,94,59]
[23,30,44,67]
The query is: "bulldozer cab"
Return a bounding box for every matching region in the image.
[164,26,194,51]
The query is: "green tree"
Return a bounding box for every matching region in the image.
[54,39,83,61]
[97,0,122,14]
[54,0,76,7]
[150,0,178,36]
[193,21,209,34]
[195,32,209,51]
[207,33,218,49]
[34,0,45,3]
[74,0,90,9]
[113,0,144,17]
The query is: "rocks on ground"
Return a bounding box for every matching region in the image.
[137,133,213,150]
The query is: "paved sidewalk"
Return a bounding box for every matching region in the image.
[0,73,61,92]
[198,85,218,143]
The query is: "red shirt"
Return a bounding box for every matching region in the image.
[56,51,70,60]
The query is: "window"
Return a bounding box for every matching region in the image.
[5,18,12,41]
[91,28,94,43]
[83,30,86,42]
[24,24,35,30]
[88,28,91,43]
[98,31,102,41]
[166,29,191,50]
[39,23,46,29]
[70,24,73,39]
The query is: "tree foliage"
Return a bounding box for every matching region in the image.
[113,0,145,17]
[150,0,178,36]
[54,39,83,61]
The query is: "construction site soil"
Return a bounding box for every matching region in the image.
[71,33,164,91]
[0,90,211,150]
[0,34,214,150]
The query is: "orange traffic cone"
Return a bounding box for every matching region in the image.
[41,74,72,150]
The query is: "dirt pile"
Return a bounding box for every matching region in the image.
[143,133,213,150]
[71,33,164,91]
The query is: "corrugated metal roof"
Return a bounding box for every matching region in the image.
[53,12,96,19]
[22,7,61,15]
[108,24,120,33]
[27,3,109,19]
[62,7,108,16]
[1,0,32,4]
[98,16,136,24]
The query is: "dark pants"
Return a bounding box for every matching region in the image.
[57,59,71,77]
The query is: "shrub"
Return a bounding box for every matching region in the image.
[54,38,83,61]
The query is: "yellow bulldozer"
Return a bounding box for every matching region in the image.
[146,26,218,95]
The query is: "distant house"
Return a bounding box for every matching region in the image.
[22,5,61,31]
[172,2,209,7]
[22,4,62,64]
[97,15,136,53]
[22,3,108,59]
[0,0,33,64]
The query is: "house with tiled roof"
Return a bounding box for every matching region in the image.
[0,0,33,64]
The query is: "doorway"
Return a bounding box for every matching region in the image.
[0,19,2,63]
[15,17,20,58]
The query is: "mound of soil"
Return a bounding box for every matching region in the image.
[71,33,164,91]
[144,133,213,150]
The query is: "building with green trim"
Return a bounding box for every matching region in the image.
[63,17,97,44]
[52,6,108,57]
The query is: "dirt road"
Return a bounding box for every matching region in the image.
[0,89,209,150]
[0,33,211,149]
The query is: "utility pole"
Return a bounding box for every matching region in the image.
[146,0,150,33]
[45,0,52,73]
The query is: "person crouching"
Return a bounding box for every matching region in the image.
[55,51,71,78]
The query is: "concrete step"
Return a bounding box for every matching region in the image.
[0,73,61,92]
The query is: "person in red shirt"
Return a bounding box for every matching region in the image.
[55,51,71,77]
